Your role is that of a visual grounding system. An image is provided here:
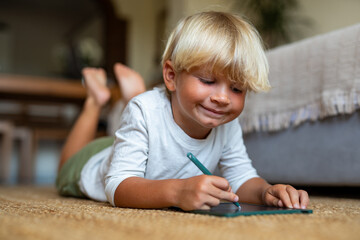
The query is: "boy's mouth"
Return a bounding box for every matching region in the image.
[200,105,227,118]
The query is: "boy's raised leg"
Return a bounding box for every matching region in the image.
[113,63,146,105]
[58,68,110,172]
[107,63,147,135]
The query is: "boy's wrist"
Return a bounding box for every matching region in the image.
[261,183,272,204]
[167,179,184,208]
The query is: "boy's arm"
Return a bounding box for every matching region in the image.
[236,177,310,209]
[114,177,180,209]
[235,177,270,204]
[114,175,239,211]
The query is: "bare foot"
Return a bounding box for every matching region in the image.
[82,67,110,107]
[113,63,146,104]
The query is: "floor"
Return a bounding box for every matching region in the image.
[1,186,360,240]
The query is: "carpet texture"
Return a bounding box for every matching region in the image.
[1,186,360,240]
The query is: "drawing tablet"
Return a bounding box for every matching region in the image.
[190,202,313,217]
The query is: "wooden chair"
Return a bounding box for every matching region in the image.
[0,121,14,184]
[0,121,34,184]
[14,127,34,184]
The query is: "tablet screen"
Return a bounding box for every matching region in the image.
[191,202,312,217]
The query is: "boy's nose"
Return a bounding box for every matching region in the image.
[210,92,230,105]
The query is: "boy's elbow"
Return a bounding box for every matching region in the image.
[111,177,141,207]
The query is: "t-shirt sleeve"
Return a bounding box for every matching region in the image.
[218,121,259,194]
[103,100,149,206]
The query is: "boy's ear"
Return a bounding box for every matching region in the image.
[163,60,176,91]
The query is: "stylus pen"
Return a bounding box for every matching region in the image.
[187,152,241,208]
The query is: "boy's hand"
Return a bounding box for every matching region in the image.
[262,184,309,209]
[176,175,239,211]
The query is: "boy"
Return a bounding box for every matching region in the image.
[57,11,309,211]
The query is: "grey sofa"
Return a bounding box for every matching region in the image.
[240,24,360,186]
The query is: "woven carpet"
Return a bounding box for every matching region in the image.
[1,186,360,240]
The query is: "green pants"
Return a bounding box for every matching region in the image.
[56,136,114,198]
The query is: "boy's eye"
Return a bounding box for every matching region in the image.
[199,77,214,85]
[231,86,243,93]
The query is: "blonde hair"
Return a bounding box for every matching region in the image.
[162,11,270,92]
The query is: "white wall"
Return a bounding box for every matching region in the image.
[299,0,360,39]
[112,0,166,87]
[166,0,233,30]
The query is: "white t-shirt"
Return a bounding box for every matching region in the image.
[79,87,259,206]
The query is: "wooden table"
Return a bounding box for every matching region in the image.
[0,74,89,127]
[0,74,87,104]
[0,73,119,183]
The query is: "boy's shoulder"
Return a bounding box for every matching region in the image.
[129,85,169,110]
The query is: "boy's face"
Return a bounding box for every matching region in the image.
[163,61,246,139]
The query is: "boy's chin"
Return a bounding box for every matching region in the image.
[199,120,226,129]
